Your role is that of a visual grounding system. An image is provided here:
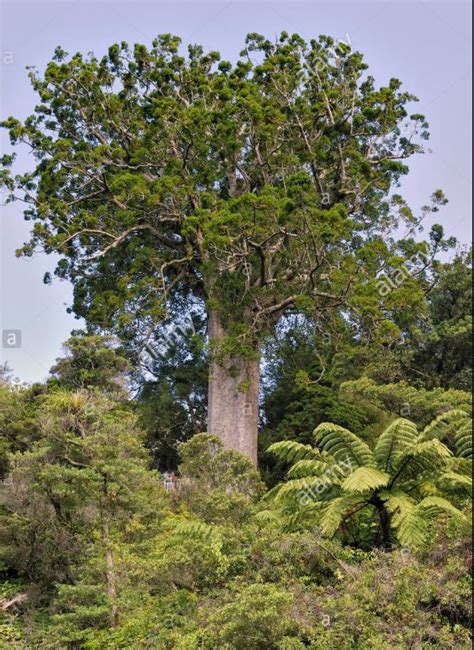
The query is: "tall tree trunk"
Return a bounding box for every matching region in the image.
[207,310,259,466]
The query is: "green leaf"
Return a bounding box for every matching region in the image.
[342,467,390,494]
[319,496,367,537]
[267,440,321,465]
[374,418,418,472]
[313,422,375,468]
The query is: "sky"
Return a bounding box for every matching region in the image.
[0,0,471,383]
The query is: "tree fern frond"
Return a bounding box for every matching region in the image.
[383,492,427,547]
[391,439,452,485]
[374,418,418,472]
[384,492,467,547]
[287,458,332,479]
[415,495,467,522]
[435,471,472,492]
[319,496,366,537]
[453,419,472,458]
[419,409,469,443]
[267,440,321,464]
[313,423,374,468]
[342,467,390,494]
[254,509,284,525]
[261,483,285,502]
[275,474,337,504]
[282,506,321,532]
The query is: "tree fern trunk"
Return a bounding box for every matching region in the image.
[377,503,392,550]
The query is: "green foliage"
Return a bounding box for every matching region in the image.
[0,31,471,647]
[313,422,375,467]
[0,384,471,648]
[341,376,471,428]
[177,433,265,524]
[1,32,451,370]
[268,411,471,548]
[49,334,130,395]
[210,583,295,649]
[409,249,472,390]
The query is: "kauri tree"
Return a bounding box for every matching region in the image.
[1,33,450,463]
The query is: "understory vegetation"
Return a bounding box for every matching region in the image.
[0,31,471,649]
[0,272,471,648]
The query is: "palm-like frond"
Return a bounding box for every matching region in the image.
[419,409,469,443]
[435,471,472,492]
[275,474,338,504]
[313,423,374,468]
[319,495,367,537]
[453,419,472,458]
[383,492,467,547]
[374,418,418,472]
[390,439,452,486]
[267,440,321,465]
[342,467,390,494]
[416,495,467,519]
[382,491,426,547]
[287,457,333,479]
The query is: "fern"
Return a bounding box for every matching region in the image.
[419,409,469,443]
[453,419,472,458]
[319,496,366,537]
[342,467,390,494]
[383,492,426,547]
[390,439,452,485]
[313,423,375,468]
[286,457,333,479]
[435,471,472,492]
[416,495,467,522]
[384,492,467,547]
[275,474,338,503]
[267,440,321,465]
[266,412,470,549]
[374,418,418,472]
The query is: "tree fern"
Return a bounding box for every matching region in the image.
[319,496,367,537]
[419,409,469,443]
[382,492,426,547]
[453,419,472,458]
[416,495,467,521]
[313,423,375,468]
[390,439,452,486]
[374,418,418,473]
[342,467,390,494]
[266,439,322,464]
[267,410,471,548]
[275,474,339,503]
[435,471,472,492]
[286,457,333,479]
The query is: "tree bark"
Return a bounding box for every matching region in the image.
[207,310,259,466]
[377,503,392,550]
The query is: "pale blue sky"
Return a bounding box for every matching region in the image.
[0,0,471,383]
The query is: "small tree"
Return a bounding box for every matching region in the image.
[268,410,471,548]
[49,334,130,394]
[1,32,450,463]
[0,390,166,635]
